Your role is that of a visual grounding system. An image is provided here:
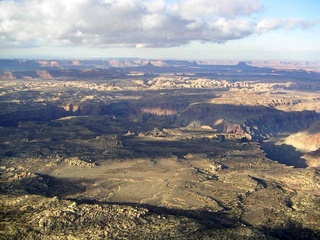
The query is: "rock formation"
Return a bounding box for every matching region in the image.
[1,59,320,239]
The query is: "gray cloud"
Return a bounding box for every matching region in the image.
[0,0,318,48]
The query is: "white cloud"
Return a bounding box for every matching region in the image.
[171,0,263,19]
[0,0,318,48]
[206,18,255,41]
[256,19,319,33]
[144,0,167,13]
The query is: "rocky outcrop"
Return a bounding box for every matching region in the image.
[0,71,16,80]
[62,102,80,112]
[36,70,53,79]
[2,97,319,142]
[245,111,320,139]
[63,157,96,168]
[302,149,320,168]
[175,104,320,139]
[285,121,320,152]
[282,121,320,167]
[141,107,177,116]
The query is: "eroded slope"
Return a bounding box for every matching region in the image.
[1,74,320,239]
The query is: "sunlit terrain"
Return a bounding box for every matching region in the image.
[0,59,319,239]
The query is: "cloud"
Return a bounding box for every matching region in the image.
[256,19,319,33]
[171,0,263,19]
[0,0,318,48]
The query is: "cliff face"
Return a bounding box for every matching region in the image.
[283,121,320,167]
[174,104,320,139]
[285,121,320,152]
[245,111,320,139]
[0,105,69,127]
[1,99,319,140]
[133,102,320,142]
[0,72,16,79]
[36,70,53,79]
[303,150,320,168]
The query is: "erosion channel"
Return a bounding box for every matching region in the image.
[1,62,320,239]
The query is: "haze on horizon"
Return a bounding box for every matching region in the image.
[0,0,319,61]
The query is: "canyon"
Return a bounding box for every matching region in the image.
[0,59,319,239]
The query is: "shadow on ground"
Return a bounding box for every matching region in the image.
[69,198,320,240]
[260,141,307,168]
[1,171,320,239]
[0,173,87,197]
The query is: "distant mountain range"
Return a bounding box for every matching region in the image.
[0,59,319,81]
[1,59,319,71]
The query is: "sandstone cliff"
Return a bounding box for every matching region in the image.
[285,121,320,153]
[284,121,320,167]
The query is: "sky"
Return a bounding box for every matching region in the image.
[0,0,319,60]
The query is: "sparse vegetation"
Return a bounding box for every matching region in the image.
[0,60,319,239]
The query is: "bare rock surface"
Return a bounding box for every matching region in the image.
[1,64,320,239]
[285,121,320,152]
[283,121,320,167]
